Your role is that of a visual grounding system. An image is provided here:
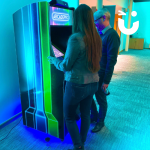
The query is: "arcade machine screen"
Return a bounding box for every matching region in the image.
[52,45,64,58]
[49,6,73,55]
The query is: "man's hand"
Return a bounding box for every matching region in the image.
[101,83,109,92]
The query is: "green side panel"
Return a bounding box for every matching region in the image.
[39,2,52,113]
[38,2,59,138]
[47,113,59,137]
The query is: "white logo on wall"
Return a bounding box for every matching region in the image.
[52,12,70,21]
[118,10,139,35]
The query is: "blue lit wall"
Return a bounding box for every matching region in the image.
[123,11,129,50]
[119,10,129,51]
[131,2,150,48]
[0,0,78,125]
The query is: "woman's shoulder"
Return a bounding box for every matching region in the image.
[68,32,85,48]
[69,32,84,40]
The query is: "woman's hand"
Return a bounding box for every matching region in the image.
[47,56,57,64]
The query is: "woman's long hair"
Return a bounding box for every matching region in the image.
[72,4,102,73]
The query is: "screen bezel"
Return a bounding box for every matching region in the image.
[49,4,75,12]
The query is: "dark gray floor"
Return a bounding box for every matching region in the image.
[0,49,150,150]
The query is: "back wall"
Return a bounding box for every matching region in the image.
[131,2,150,48]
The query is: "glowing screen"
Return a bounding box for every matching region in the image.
[52,45,64,57]
[50,6,73,26]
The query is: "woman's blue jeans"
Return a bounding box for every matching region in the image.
[63,81,99,148]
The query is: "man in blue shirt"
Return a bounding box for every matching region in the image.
[91,8,120,133]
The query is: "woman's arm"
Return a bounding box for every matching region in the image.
[53,34,81,71]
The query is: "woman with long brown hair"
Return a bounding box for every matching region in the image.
[48,4,102,150]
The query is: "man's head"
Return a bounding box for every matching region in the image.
[94,8,111,32]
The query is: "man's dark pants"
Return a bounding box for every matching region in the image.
[91,78,108,123]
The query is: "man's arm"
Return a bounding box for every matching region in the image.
[103,32,120,84]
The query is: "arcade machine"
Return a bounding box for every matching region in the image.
[13,0,74,140]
